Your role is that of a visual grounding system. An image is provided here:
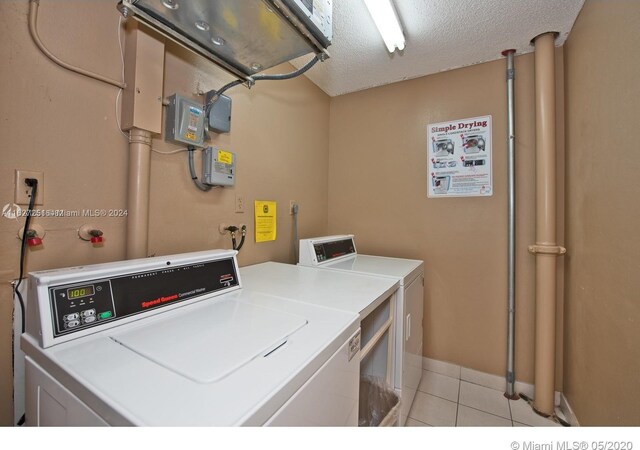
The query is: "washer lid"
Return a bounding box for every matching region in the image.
[111,298,307,383]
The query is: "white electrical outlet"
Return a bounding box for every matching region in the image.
[235,195,245,213]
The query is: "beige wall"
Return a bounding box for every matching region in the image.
[328,51,566,387]
[0,0,329,425]
[5,0,636,430]
[563,0,640,426]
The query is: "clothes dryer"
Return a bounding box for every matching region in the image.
[298,235,424,425]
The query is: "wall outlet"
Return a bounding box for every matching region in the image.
[15,170,44,205]
[289,200,298,215]
[235,194,245,213]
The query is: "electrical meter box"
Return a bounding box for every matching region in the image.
[165,94,206,147]
[203,147,235,186]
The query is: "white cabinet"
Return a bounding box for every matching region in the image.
[400,275,424,424]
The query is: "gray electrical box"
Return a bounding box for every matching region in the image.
[208,94,232,134]
[165,94,206,147]
[203,147,236,186]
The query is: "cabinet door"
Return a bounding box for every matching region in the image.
[401,275,424,422]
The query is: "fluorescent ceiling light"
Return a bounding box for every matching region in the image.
[363,0,405,53]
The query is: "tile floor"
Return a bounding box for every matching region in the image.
[407,369,561,427]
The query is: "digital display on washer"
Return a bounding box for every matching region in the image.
[49,257,239,338]
[67,285,95,300]
[313,238,356,262]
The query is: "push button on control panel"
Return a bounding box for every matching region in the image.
[64,313,79,322]
[66,320,80,328]
[83,316,96,324]
[81,309,96,318]
[98,311,113,320]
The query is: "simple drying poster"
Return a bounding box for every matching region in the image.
[427,115,493,198]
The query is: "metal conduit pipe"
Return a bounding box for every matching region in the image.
[502,49,519,400]
[529,32,566,416]
[126,128,152,259]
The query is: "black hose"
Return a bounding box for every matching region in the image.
[235,225,247,251]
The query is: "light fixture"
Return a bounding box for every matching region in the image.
[363,0,405,53]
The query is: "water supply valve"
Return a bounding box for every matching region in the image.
[89,230,104,244]
[26,229,43,247]
[78,224,104,246]
[17,224,45,248]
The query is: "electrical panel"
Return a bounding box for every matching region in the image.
[203,148,236,187]
[165,94,206,147]
[208,94,232,134]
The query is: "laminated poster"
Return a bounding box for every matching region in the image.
[427,115,493,198]
[254,200,276,243]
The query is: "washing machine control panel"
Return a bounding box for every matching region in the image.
[48,257,239,338]
[50,281,114,335]
[313,237,356,263]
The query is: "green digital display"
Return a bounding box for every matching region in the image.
[67,285,95,300]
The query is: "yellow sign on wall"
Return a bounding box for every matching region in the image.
[254,201,276,242]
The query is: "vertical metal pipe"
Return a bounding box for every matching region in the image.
[126,128,152,259]
[502,49,519,399]
[530,32,565,416]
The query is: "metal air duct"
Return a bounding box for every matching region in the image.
[117,0,332,83]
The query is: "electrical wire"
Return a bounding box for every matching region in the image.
[14,180,38,335]
[115,16,128,139]
[115,90,128,139]
[204,55,321,113]
[204,79,244,115]
[187,147,213,191]
[151,147,188,155]
[251,55,320,81]
[14,181,38,427]
[28,0,126,89]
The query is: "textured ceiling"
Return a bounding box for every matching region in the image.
[292,0,585,97]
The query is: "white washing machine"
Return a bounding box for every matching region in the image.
[298,235,424,426]
[240,262,401,426]
[20,250,361,426]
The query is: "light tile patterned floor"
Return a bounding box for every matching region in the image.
[407,369,561,427]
